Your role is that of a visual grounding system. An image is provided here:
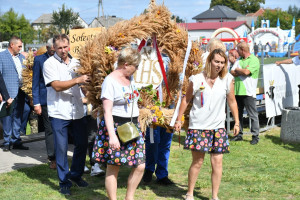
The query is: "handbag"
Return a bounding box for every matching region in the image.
[117,84,139,143]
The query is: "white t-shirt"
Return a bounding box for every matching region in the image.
[12,54,23,83]
[292,56,300,65]
[43,53,84,120]
[101,75,139,118]
[188,73,233,130]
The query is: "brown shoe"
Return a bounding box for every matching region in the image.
[49,160,56,169]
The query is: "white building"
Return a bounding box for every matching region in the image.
[89,15,123,28]
[180,21,250,42]
[32,13,89,30]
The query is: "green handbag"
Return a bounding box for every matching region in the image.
[117,121,139,143]
[116,83,139,143]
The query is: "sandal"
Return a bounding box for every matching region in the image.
[185,193,194,200]
[211,198,220,200]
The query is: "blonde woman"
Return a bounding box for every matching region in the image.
[93,47,145,200]
[174,49,239,200]
[202,38,226,67]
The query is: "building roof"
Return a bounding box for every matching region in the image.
[179,21,249,31]
[246,8,265,17]
[90,16,123,28]
[192,5,243,20]
[32,14,53,24]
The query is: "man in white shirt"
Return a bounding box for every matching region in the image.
[43,34,91,195]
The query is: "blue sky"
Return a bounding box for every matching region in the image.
[0,0,299,24]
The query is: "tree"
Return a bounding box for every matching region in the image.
[210,0,265,15]
[210,0,241,13]
[39,24,59,43]
[0,8,35,43]
[171,15,184,23]
[287,5,300,36]
[256,9,293,30]
[51,4,80,34]
[239,0,265,14]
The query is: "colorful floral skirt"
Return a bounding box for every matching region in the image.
[184,128,229,154]
[92,118,146,167]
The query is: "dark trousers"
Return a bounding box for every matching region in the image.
[1,89,25,146]
[236,95,260,138]
[41,105,55,161]
[20,95,31,134]
[50,117,88,187]
[145,126,173,180]
[83,115,98,166]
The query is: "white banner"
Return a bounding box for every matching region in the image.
[170,39,192,126]
[263,63,300,118]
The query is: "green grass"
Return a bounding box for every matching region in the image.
[0,127,299,200]
[262,57,289,65]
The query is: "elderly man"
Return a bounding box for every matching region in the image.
[43,34,90,195]
[0,36,29,151]
[32,38,56,169]
[230,41,260,145]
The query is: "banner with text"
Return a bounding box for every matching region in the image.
[69,27,104,59]
[134,46,163,89]
[263,63,300,118]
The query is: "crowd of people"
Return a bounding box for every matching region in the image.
[0,34,298,200]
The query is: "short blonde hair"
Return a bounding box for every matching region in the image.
[207,38,226,53]
[117,47,141,67]
[204,48,228,79]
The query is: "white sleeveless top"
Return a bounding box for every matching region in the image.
[188,72,233,130]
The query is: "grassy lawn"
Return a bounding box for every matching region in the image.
[0,127,299,200]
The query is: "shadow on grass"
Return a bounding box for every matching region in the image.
[172,131,187,147]
[265,134,300,152]
[138,179,209,200]
[14,161,107,200]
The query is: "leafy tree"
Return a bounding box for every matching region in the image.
[51,4,80,34]
[0,8,35,43]
[171,15,184,23]
[210,0,241,13]
[210,0,265,14]
[39,24,59,43]
[256,9,293,30]
[240,0,265,14]
[287,5,300,36]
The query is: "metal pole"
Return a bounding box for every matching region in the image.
[226,102,230,133]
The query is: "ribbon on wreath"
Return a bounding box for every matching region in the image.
[137,39,146,52]
[152,35,172,99]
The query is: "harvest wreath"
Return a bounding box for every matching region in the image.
[78,4,203,132]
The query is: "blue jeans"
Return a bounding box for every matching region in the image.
[145,126,173,180]
[50,117,88,187]
[1,89,25,146]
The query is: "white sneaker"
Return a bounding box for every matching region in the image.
[84,165,89,173]
[90,163,105,176]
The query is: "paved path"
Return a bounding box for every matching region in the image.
[0,132,74,174]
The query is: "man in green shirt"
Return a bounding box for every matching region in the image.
[230,41,260,145]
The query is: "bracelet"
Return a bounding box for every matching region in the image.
[234,124,239,127]
[175,121,182,124]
